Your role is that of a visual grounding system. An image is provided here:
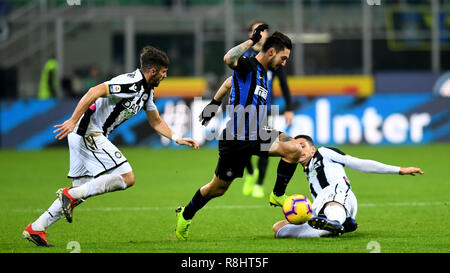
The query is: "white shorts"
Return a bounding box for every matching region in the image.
[312,183,358,219]
[67,133,132,179]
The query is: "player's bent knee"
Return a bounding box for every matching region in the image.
[273,220,289,238]
[201,175,231,198]
[283,148,301,164]
[324,201,345,209]
[121,172,135,188]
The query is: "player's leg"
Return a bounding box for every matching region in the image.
[267,133,301,206]
[243,157,259,196]
[176,139,247,240]
[176,174,233,240]
[251,156,268,198]
[23,176,92,246]
[308,184,358,235]
[184,174,232,218]
[273,220,331,238]
[57,134,130,223]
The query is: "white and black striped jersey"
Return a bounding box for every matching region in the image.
[75,69,157,137]
[304,147,401,200]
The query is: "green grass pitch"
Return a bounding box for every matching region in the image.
[0,144,449,253]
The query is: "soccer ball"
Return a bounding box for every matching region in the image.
[282,194,313,225]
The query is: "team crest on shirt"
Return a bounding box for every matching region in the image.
[307,169,317,180]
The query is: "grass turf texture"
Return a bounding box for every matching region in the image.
[0,144,449,253]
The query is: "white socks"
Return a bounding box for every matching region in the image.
[68,174,127,199]
[31,174,127,231]
[324,204,347,224]
[32,199,63,231]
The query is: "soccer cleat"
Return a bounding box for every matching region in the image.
[175,206,192,241]
[251,184,265,198]
[56,187,82,223]
[242,169,259,196]
[308,216,345,236]
[343,217,358,233]
[23,223,52,247]
[269,192,287,207]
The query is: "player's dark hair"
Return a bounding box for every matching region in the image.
[140,45,170,72]
[247,20,268,32]
[295,134,314,146]
[261,31,292,53]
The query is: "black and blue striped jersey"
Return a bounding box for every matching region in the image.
[225,56,270,141]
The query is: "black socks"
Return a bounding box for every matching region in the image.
[272,159,297,196]
[256,156,269,185]
[183,189,210,220]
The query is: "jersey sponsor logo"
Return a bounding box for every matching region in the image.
[120,99,142,119]
[255,85,268,100]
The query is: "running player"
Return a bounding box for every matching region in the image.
[202,21,294,199]
[23,45,199,247]
[273,135,423,238]
[240,20,294,199]
[176,29,301,240]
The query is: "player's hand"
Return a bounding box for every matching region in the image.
[284,111,294,127]
[250,23,269,45]
[399,167,424,176]
[199,99,221,126]
[53,119,77,140]
[176,138,199,149]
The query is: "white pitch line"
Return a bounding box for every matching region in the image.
[6,201,448,214]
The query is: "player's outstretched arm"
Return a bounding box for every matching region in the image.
[145,109,199,149]
[199,77,232,126]
[53,83,108,140]
[223,23,268,69]
[399,167,424,176]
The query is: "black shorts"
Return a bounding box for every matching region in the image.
[214,129,281,181]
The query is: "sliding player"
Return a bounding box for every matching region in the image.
[273,135,423,238]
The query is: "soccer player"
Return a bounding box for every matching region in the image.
[23,45,199,247]
[176,29,301,240]
[241,21,294,199]
[273,135,424,238]
[204,21,294,199]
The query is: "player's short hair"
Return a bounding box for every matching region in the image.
[295,134,314,146]
[247,20,268,32]
[140,46,170,72]
[261,31,292,53]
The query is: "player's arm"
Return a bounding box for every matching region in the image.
[198,77,232,126]
[54,83,108,140]
[223,40,254,69]
[145,109,199,149]
[274,67,294,126]
[321,147,423,175]
[345,155,424,176]
[224,23,268,69]
[214,76,232,102]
